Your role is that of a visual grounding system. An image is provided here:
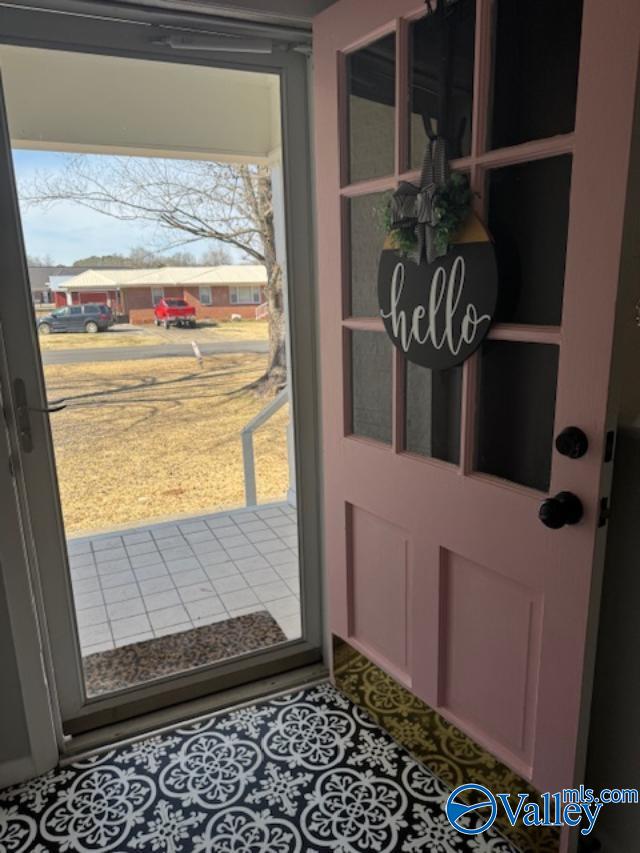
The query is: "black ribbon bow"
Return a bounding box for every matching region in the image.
[389,135,450,265]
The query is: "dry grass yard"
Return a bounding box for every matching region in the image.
[190,320,269,342]
[39,331,167,349]
[44,354,289,535]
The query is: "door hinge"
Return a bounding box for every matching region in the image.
[604,429,616,463]
[598,497,611,528]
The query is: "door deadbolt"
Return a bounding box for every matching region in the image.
[555,426,588,459]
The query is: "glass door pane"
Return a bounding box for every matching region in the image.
[475,341,559,491]
[409,0,475,166]
[2,44,304,702]
[347,34,396,182]
[490,0,583,150]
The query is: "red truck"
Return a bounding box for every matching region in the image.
[153,298,197,329]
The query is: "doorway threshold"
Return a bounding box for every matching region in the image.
[60,662,328,761]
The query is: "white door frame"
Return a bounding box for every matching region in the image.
[0,1,323,742]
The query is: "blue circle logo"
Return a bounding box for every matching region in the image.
[446,784,498,835]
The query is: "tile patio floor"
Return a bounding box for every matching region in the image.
[67,501,301,656]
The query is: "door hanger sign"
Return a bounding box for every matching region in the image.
[377,214,498,370]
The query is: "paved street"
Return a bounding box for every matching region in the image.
[42,340,268,365]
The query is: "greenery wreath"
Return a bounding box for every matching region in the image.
[381,172,472,258]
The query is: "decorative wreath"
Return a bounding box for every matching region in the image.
[382,171,472,260]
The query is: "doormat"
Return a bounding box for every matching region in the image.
[0,681,519,852]
[83,610,286,696]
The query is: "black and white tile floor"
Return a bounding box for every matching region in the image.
[0,683,518,852]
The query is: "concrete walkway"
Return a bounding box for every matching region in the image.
[67,502,300,656]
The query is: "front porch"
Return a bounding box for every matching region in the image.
[68,502,301,664]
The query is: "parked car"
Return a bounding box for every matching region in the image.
[37,304,114,335]
[154,297,197,329]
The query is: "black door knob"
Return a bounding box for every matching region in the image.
[555,426,588,459]
[539,491,584,529]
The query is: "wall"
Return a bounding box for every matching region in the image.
[123,286,263,323]
[183,286,263,321]
[586,429,640,849]
[584,72,640,851]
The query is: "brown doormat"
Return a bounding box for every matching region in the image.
[83,610,287,697]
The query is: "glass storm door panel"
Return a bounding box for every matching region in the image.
[314,0,639,817]
[0,38,320,732]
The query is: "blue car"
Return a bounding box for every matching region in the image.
[37,303,114,335]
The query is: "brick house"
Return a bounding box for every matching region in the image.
[28,265,93,305]
[53,265,268,323]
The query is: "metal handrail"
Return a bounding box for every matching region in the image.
[241,388,289,506]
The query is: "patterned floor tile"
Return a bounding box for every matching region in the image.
[0,683,518,853]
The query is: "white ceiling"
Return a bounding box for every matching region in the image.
[1,44,282,163]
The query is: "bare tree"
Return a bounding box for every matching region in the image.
[198,245,233,266]
[27,253,55,266]
[22,156,286,392]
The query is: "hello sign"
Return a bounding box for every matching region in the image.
[378,219,498,370]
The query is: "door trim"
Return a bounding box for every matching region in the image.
[0,5,324,732]
[0,164,59,778]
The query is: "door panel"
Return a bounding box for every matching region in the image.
[314,0,640,801]
[439,548,543,765]
[347,504,412,682]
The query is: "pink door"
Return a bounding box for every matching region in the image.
[314,0,639,801]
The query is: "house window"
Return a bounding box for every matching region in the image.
[199,287,212,305]
[229,286,262,305]
[151,287,164,306]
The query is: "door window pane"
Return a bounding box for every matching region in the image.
[475,341,559,491]
[488,155,572,326]
[351,331,392,444]
[350,192,388,317]
[406,361,462,463]
[409,0,475,168]
[490,0,583,150]
[5,45,304,701]
[347,34,395,183]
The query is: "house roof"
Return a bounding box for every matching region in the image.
[28,265,93,292]
[57,265,268,290]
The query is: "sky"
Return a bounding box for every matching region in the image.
[12,149,224,266]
